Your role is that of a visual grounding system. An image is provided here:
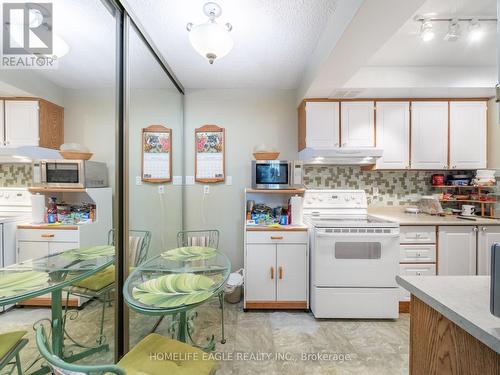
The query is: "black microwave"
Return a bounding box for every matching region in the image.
[251,160,303,189]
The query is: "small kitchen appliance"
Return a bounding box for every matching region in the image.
[304,189,400,319]
[33,159,108,188]
[251,160,303,189]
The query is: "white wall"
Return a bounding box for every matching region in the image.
[488,98,500,169]
[0,71,65,105]
[184,89,298,270]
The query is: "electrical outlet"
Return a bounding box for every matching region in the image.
[372,187,379,197]
[158,185,165,194]
[203,185,210,194]
[136,176,142,185]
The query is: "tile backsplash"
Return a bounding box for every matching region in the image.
[0,164,32,187]
[303,166,443,206]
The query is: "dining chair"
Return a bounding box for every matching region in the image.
[35,326,217,375]
[177,230,226,344]
[62,229,152,348]
[0,330,28,375]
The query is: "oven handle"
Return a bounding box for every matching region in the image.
[316,232,400,238]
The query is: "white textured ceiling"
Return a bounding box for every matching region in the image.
[125,0,337,89]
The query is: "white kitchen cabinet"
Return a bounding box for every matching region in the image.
[276,244,307,301]
[49,241,79,254]
[410,102,448,169]
[340,101,375,147]
[399,263,436,301]
[376,102,410,169]
[305,101,339,149]
[245,243,276,301]
[449,101,487,169]
[438,226,477,275]
[4,100,39,147]
[477,226,500,275]
[18,241,49,262]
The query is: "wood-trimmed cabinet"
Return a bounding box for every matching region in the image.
[340,101,375,147]
[244,230,308,309]
[0,98,63,149]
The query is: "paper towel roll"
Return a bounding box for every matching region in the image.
[31,193,45,224]
[290,195,303,226]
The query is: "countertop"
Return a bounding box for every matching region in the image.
[246,225,308,232]
[368,206,500,226]
[396,275,500,354]
[17,224,80,230]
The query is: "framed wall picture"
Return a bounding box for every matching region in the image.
[195,124,225,183]
[142,125,172,183]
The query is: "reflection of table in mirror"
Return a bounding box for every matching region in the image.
[124,247,231,350]
[0,246,115,375]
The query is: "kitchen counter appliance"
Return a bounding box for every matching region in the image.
[33,159,108,188]
[251,160,303,189]
[304,189,399,319]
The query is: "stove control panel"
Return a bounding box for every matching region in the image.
[303,190,367,210]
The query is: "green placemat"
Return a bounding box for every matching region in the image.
[132,273,215,308]
[161,246,216,262]
[63,245,115,260]
[0,271,49,298]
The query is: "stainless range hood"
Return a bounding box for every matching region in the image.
[0,146,62,163]
[299,147,383,165]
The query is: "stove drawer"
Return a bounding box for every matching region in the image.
[399,244,436,263]
[400,226,436,244]
[246,231,307,244]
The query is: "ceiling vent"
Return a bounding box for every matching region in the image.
[329,89,365,99]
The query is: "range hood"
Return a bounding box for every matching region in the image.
[0,146,62,163]
[299,147,383,165]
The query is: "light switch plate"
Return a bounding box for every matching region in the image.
[203,185,210,194]
[173,176,182,185]
[225,176,232,185]
[185,176,195,185]
[136,176,142,185]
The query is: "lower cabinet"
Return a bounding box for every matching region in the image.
[438,226,477,275]
[399,263,436,301]
[244,231,308,309]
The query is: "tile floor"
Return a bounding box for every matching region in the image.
[0,298,409,375]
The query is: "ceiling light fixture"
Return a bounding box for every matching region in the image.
[444,18,461,41]
[420,19,435,42]
[468,18,482,41]
[186,2,233,65]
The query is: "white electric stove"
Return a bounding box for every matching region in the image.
[304,190,400,319]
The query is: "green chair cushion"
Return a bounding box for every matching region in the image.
[117,334,217,375]
[72,265,115,291]
[0,330,26,360]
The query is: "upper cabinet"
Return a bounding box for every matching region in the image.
[449,101,486,169]
[410,102,448,170]
[1,99,63,149]
[340,101,375,147]
[375,102,409,170]
[304,101,339,149]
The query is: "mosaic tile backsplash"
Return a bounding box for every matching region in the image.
[304,166,449,206]
[0,164,32,187]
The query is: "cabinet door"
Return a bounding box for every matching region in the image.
[39,100,64,150]
[410,102,448,169]
[449,101,486,169]
[276,244,307,301]
[340,101,375,147]
[305,102,339,149]
[438,226,477,275]
[477,226,500,275]
[376,102,410,169]
[17,241,49,262]
[49,242,79,255]
[5,100,39,147]
[245,244,276,301]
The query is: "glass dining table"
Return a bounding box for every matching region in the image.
[124,246,231,351]
[0,245,115,374]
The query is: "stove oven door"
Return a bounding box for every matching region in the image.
[313,227,399,287]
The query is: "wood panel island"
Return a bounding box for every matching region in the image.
[397,276,499,375]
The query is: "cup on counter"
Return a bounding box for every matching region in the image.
[461,205,476,217]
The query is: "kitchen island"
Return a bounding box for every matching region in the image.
[397,276,499,375]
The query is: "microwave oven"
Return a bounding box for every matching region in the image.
[251,160,303,189]
[33,160,109,188]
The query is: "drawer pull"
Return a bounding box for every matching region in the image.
[278,266,283,280]
[270,267,275,279]
[416,253,421,257]
[416,271,422,276]
[41,234,55,238]
[270,236,284,240]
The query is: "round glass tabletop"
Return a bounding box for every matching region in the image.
[123,246,231,315]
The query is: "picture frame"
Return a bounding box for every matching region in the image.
[141,125,172,183]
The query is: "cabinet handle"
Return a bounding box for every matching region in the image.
[41,234,55,238]
[416,253,421,257]
[270,267,274,279]
[416,271,422,276]
[270,236,283,240]
[278,266,283,280]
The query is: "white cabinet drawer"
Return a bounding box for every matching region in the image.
[399,263,437,301]
[399,244,436,263]
[400,226,436,244]
[17,229,79,243]
[246,231,307,244]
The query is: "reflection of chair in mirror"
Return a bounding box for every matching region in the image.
[0,330,28,375]
[35,326,216,375]
[62,230,151,349]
